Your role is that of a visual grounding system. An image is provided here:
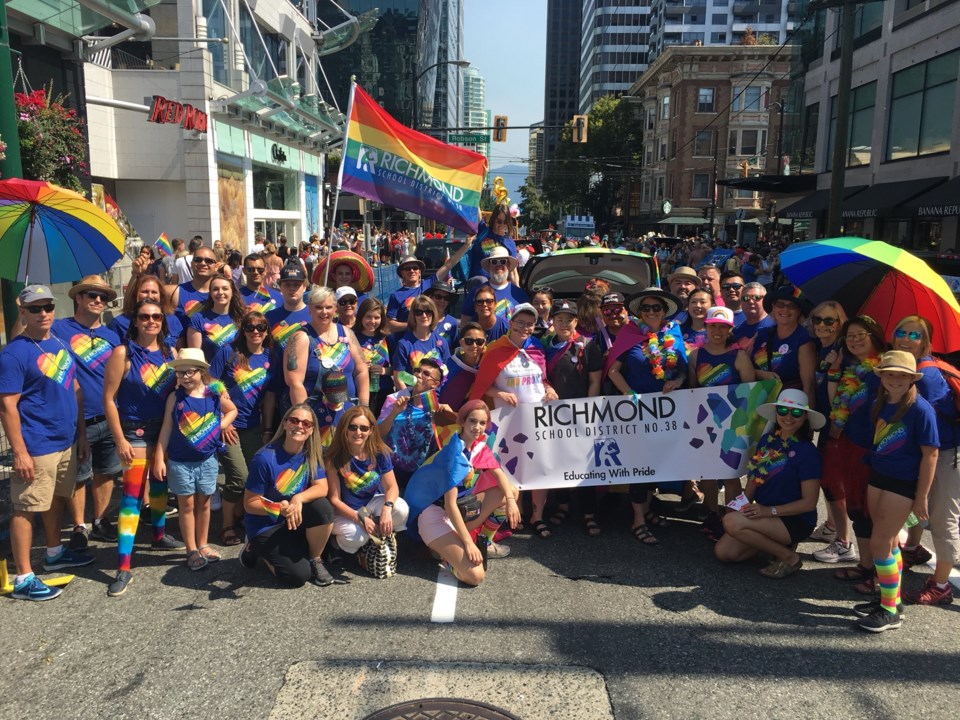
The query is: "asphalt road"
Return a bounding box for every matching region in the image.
[3,495,959,720]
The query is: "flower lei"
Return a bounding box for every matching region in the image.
[830,354,880,429]
[747,430,794,485]
[640,321,679,381]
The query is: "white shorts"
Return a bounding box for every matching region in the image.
[417,504,459,545]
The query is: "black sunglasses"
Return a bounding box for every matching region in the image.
[25,304,56,314]
[193,256,216,265]
[638,304,665,313]
[811,316,838,327]
[721,283,744,291]
[338,298,357,306]
[462,337,485,346]
[243,322,268,332]
[84,291,110,302]
[244,266,265,274]
[776,406,806,418]
[347,423,371,433]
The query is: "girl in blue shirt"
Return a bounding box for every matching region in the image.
[187,276,245,362]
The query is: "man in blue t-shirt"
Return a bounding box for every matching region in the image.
[53,275,122,550]
[733,282,775,353]
[385,243,473,334]
[239,252,283,314]
[460,246,529,323]
[0,285,94,602]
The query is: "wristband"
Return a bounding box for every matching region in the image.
[383,501,395,508]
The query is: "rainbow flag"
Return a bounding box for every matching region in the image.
[260,497,283,520]
[420,388,441,413]
[155,232,173,257]
[653,254,661,289]
[338,84,488,235]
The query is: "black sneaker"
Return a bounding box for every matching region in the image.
[238,543,256,569]
[43,548,95,571]
[91,518,118,542]
[151,535,186,550]
[107,570,133,597]
[858,608,902,633]
[309,558,334,587]
[853,599,905,618]
[69,525,89,551]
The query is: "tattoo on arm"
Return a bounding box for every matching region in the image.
[287,350,299,371]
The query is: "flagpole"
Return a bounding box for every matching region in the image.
[323,81,355,289]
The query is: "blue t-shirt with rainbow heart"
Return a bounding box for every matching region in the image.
[167,386,223,463]
[244,444,325,538]
[870,396,939,482]
[0,335,78,455]
[53,317,120,420]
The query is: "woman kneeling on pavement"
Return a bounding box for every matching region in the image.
[411,400,521,586]
[241,404,340,588]
[325,406,409,560]
[715,389,824,578]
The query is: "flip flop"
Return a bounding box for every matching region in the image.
[219,525,242,547]
[187,549,208,571]
[549,508,569,526]
[198,545,221,563]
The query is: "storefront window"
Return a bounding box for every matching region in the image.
[253,165,297,211]
[886,51,959,161]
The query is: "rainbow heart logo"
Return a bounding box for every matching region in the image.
[36,349,74,387]
[70,333,113,370]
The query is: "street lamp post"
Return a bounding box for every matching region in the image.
[411,58,470,130]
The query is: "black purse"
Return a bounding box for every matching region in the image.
[456,494,482,522]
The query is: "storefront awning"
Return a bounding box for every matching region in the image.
[841,177,947,219]
[658,216,712,225]
[717,174,818,194]
[900,176,960,218]
[6,0,161,38]
[779,186,867,219]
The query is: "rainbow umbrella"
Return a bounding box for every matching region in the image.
[0,178,125,284]
[779,237,960,352]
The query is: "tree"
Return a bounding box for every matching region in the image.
[757,33,778,46]
[517,177,553,229]
[739,27,758,45]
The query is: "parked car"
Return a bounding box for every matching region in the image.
[519,248,655,300]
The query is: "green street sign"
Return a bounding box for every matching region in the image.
[449,133,490,143]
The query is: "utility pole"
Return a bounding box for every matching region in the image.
[826,0,856,236]
[707,152,718,239]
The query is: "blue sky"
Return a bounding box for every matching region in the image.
[464,0,547,177]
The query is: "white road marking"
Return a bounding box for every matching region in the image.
[430,566,459,623]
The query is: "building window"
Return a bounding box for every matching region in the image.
[711,32,727,43]
[801,102,819,171]
[728,130,737,156]
[741,129,759,156]
[692,173,710,199]
[656,177,665,199]
[694,130,714,157]
[886,51,959,161]
[712,13,728,24]
[646,107,655,130]
[697,88,715,113]
[659,140,668,161]
[733,86,764,112]
[644,144,653,166]
[848,81,877,167]
[661,95,671,120]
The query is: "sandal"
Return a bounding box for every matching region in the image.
[854,573,878,595]
[187,549,208,571]
[198,544,221,563]
[760,558,803,579]
[584,515,601,537]
[219,525,242,547]
[530,520,552,539]
[549,508,569,526]
[835,564,872,582]
[645,511,668,528]
[631,524,658,545]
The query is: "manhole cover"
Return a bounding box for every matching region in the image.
[363,697,521,720]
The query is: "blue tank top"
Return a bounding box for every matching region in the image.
[303,323,357,402]
[695,347,741,387]
[116,342,175,422]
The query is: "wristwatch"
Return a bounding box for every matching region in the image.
[770,506,778,516]
[384,501,395,508]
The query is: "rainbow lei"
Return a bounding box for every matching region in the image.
[829,355,880,429]
[640,321,679,381]
[747,431,794,485]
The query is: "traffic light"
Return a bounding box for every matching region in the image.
[741,160,749,177]
[493,115,508,142]
[572,115,589,143]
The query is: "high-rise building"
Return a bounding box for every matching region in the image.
[543,0,582,164]
[462,67,491,166]
[579,0,653,114]
[648,0,798,60]
[423,0,466,134]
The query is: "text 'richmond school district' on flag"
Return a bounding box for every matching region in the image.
[337,83,488,236]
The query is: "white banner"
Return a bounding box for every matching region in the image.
[489,381,780,490]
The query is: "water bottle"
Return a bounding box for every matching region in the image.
[904,512,920,528]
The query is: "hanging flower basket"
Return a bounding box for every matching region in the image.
[15,87,88,195]
[0,131,7,161]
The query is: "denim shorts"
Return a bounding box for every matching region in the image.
[122,418,163,448]
[167,455,220,497]
[77,418,123,482]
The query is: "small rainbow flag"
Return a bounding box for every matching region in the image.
[420,388,441,413]
[652,254,661,289]
[155,232,173,257]
[338,84,487,235]
[260,497,283,520]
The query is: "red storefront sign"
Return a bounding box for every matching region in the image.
[148,95,208,133]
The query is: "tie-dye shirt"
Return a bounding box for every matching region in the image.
[244,444,325,539]
[0,335,79,455]
[53,317,120,419]
[209,348,272,429]
[378,389,436,472]
[870,397,938,482]
[167,386,223,462]
[337,453,393,510]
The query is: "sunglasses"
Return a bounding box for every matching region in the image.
[193,256,216,265]
[428,294,452,303]
[533,285,553,294]
[894,328,922,341]
[487,258,510,267]
[84,291,110,302]
[243,322,268,332]
[775,406,806,418]
[413,308,433,316]
[400,265,421,272]
[721,283,744,291]
[338,298,357,307]
[742,294,764,302]
[244,266,265,274]
[24,304,56,314]
[475,298,495,305]
[286,417,315,429]
[175,368,199,377]
[773,300,797,310]
[811,316,838,327]
[347,423,371,433]
[462,337,485,346]
[601,306,625,317]
[138,312,164,322]
[638,304,665,313]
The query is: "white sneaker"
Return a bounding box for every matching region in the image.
[808,522,837,542]
[813,540,858,564]
[486,542,511,559]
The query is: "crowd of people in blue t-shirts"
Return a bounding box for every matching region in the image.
[1,209,956,635]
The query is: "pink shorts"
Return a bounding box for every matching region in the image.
[418,504,458,545]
